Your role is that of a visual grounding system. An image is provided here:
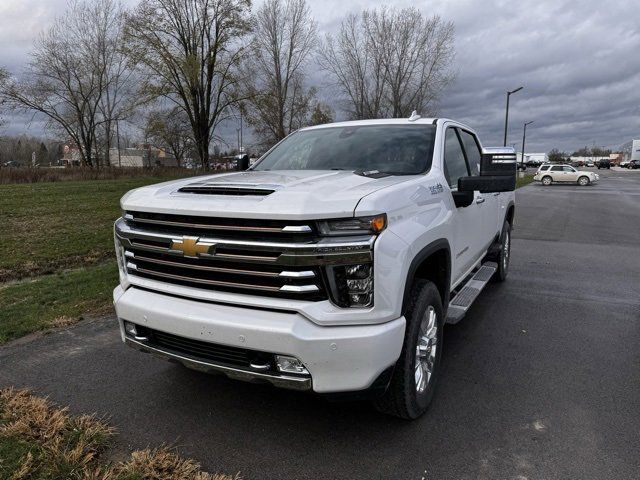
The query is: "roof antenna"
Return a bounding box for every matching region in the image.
[408,110,421,122]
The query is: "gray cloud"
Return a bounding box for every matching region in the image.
[2,0,639,152]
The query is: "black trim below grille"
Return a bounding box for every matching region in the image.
[130,326,282,373]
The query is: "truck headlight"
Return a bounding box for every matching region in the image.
[114,222,130,288]
[326,263,374,308]
[318,214,386,236]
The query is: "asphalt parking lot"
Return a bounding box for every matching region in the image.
[1,168,639,479]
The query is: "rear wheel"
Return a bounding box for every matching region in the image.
[542,176,552,186]
[493,220,511,282]
[374,280,444,419]
[578,176,590,186]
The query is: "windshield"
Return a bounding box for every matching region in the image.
[253,124,436,175]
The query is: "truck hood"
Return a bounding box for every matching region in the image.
[121,170,415,219]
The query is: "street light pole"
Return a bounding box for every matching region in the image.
[522,121,534,166]
[503,86,524,146]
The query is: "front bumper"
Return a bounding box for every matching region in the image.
[113,285,406,393]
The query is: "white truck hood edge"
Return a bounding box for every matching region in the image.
[120,170,416,220]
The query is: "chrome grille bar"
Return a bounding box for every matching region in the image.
[127,252,315,279]
[133,266,319,293]
[124,212,312,234]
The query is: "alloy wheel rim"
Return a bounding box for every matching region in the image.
[503,229,510,270]
[415,306,438,393]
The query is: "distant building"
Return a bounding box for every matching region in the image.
[517,152,547,164]
[632,140,640,161]
[569,156,610,164]
[609,153,623,164]
[109,146,179,167]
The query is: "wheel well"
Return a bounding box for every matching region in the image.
[407,249,450,311]
[506,204,515,226]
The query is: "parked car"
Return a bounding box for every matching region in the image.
[113,117,517,419]
[585,161,595,167]
[629,160,640,169]
[517,162,527,171]
[597,159,611,169]
[534,164,599,186]
[620,160,631,168]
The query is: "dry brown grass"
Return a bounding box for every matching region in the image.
[0,388,240,480]
[0,167,203,185]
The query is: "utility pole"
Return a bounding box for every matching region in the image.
[522,121,534,166]
[504,86,524,146]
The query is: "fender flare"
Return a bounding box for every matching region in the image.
[401,238,452,315]
[505,201,515,226]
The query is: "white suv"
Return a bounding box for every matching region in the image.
[534,164,599,186]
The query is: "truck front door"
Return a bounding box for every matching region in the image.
[443,127,486,283]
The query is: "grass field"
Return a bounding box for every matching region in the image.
[0,175,199,344]
[0,177,188,282]
[516,173,535,188]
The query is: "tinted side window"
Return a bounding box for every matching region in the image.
[459,130,481,175]
[443,128,470,189]
[551,166,563,171]
[563,166,574,172]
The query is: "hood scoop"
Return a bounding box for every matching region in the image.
[177,182,279,196]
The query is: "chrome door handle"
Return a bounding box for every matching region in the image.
[476,197,485,204]
[493,192,501,196]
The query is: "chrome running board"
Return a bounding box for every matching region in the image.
[446,262,497,324]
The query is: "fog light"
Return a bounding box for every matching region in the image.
[275,355,309,375]
[124,321,137,337]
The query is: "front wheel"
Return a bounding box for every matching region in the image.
[578,176,590,186]
[374,280,444,419]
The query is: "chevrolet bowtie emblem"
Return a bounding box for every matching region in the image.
[170,236,215,257]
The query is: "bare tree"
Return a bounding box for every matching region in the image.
[145,107,194,167]
[125,0,252,169]
[94,0,140,167]
[0,0,132,167]
[243,0,317,146]
[319,7,456,119]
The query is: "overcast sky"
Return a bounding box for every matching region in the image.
[1,0,639,152]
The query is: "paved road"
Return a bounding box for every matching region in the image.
[2,168,639,479]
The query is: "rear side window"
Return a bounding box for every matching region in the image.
[443,128,470,189]
[551,166,563,172]
[538,165,550,171]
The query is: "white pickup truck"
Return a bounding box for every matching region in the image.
[113,116,516,419]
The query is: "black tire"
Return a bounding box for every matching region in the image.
[542,175,552,186]
[578,176,590,186]
[493,220,511,282]
[374,280,444,419]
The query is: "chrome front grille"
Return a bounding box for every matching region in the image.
[115,212,375,301]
